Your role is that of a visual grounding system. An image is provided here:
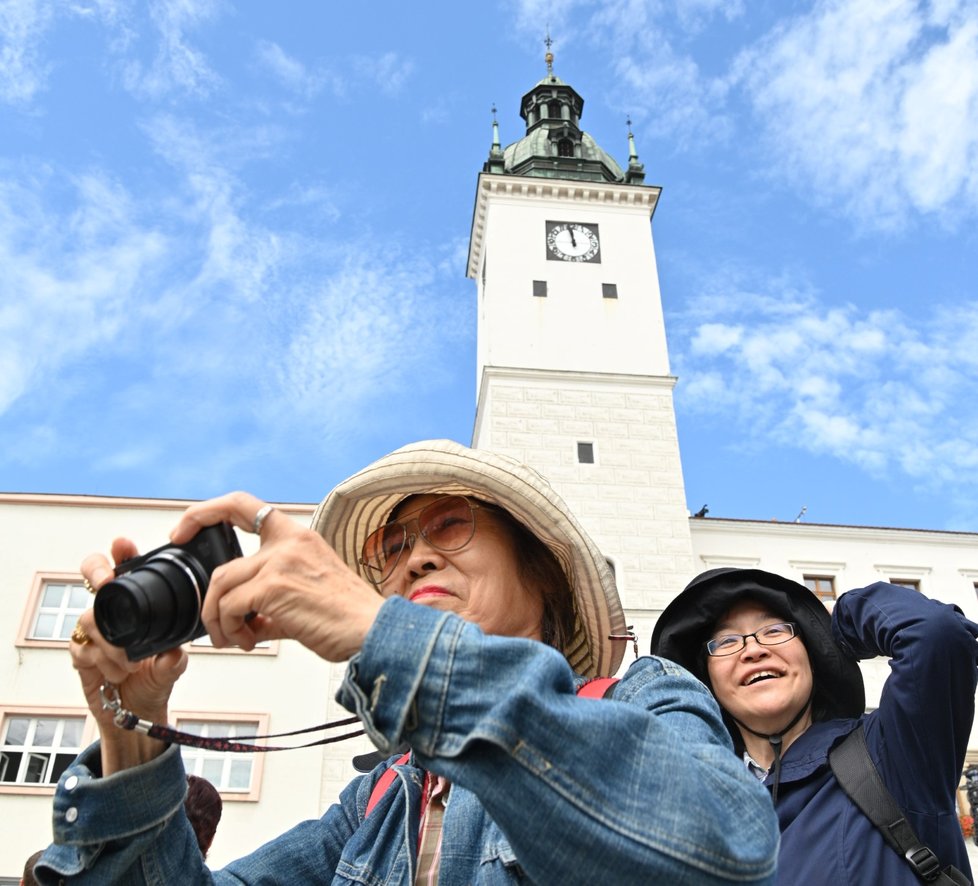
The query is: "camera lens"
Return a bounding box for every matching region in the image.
[94,551,208,651]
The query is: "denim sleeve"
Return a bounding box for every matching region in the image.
[832,581,978,809]
[338,596,779,886]
[36,740,368,885]
[35,742,206,885]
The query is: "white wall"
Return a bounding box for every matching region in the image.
[0,494,377,877]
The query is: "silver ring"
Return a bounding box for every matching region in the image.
[253,504,275,535]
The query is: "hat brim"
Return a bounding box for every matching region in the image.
[650,568,865,720]
[311,439,626,678]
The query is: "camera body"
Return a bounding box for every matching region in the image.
[93,522,243,661]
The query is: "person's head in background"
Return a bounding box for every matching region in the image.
[21,849,44,886]
[185,775,223,858]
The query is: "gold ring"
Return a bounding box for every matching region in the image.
[83,577,97,594]
[71,621,92,646]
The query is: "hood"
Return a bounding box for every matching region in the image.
[651,567,865,722]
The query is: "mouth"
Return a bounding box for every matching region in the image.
[409,586,452,603]
[742,670,783,687]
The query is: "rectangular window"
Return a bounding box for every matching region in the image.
[532,280,547,298]
[890,578,921,591]
[577,442,595,464]
[602,283,618,299]
[28,579,89,641]
[176,716,267,800]
[0,714,85,787]
[803,575,836,603]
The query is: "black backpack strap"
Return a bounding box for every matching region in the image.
[829,723,970,885]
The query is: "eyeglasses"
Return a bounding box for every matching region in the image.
[705,622,797,657]
[360,495,482,586]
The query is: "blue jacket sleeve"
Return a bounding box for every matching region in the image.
[832,581,978,809]
[36,740,372,885]
[338,595,779,886]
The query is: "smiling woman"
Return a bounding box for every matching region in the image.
[37,439,779,885]
[652,567,978,886]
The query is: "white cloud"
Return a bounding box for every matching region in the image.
[353,51,414,96]
[672,272,978,509]
[0,168,168,412]
[255,39,343,100]
[121,0,223,98]
[733,0,978,228]
[0,0,53,104]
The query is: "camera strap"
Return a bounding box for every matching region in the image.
[99,682,365,752]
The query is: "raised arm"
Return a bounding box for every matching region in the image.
[832,581,978,806]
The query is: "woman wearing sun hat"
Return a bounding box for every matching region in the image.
[40,440,778,885]
[651,567,978,885]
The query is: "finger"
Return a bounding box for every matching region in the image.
[110,537,140,568]
[170,492,266,544]
[70,611,140,684]
[201,552,266,647]
[80,553,116,590]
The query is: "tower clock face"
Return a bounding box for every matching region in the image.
[545,221,601,263]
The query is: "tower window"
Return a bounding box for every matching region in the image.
[577,442,595,464]
[549,102,562,119]
[557,139,574,157]
[602,283,618,299]
[532,280,547,298]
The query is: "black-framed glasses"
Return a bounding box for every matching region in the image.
[360,495,482,586]
[705,622,797,657]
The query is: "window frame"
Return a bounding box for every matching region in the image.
[17,573,92,648]
[172,711,270,802]
[0,706,94,795]
[803,575,837,603]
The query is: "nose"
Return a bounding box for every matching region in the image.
[739,635,770,661]
[399,532,447,579]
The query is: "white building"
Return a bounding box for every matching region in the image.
[2,53,976,880]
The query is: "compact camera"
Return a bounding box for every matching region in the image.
[93,522,243,661]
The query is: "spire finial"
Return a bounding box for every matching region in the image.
[624,114,646,183]
[491,104,501,151]
[544,29,554,76]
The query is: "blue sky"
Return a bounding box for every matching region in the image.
[2,0,977,532]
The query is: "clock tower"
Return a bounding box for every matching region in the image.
[466,46,694,648]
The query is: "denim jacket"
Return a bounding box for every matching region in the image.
[39,596,778,885]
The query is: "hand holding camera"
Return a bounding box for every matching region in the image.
[94,522,243,661]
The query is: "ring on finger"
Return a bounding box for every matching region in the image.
[71,620,92,646]
[83,577,97,594]
[253,504,276,535]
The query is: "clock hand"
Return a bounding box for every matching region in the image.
[568,227,577,247]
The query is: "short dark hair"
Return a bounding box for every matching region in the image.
[22,849,44,886]
[484,502,577,654]
[185,775,223,858]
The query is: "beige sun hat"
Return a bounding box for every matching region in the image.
[311,439,626,678]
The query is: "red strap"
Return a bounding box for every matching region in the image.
[577,676,619,698]
[366,752,411,817]
[364,677,620,816]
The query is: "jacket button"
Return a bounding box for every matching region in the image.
[64,775,79,791]
[65,807,78,823]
